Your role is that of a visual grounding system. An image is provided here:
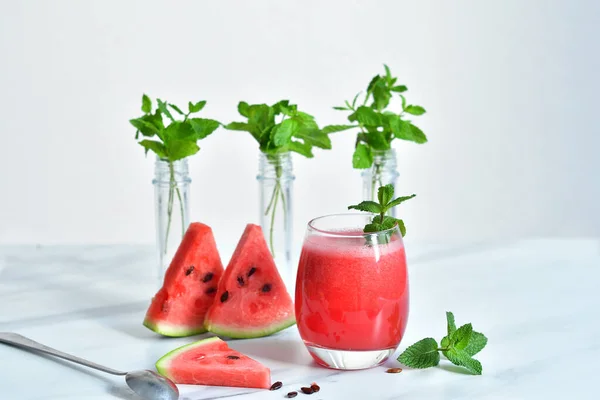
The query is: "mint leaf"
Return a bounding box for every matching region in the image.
[189,118,219,139]
[352,144,373,169]
[363,223,383,233]
[446,311,457,335]
[378,215,400,230]
[333,106,350,111]
[387,194,416,209]
[164,121,195,141]
[443,348,482,375]
[188,101,206,114]
[377,184,394,207]
[349,106,381,126]
[141,94,152,114]
[391,85,407,93]
[386,115,413,141]
[396,219,406,236]
[169,103,185,115]
[237,101,250,117]
[167,140,199,161]
[450,323,473,351]
[348,201,382,214]
[157,99,174,122]
[288,140,314,158]
[384,64,392,82]
[321,125,357,134]
[398,338,440,369]
[359,130,388,150]
[139,140,167,158]
[351,92,361,108]
[464,331,488,357]
[130,118,160,137]
[400,94,407,110]
[409,123,428,143]
[272,118,299,146]
[404,105,426,116]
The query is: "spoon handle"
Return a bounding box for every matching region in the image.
[0,332,126,376]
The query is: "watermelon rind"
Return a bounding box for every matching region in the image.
[205,315,296,339]
[155,336,222,378]
[143,318,207,338]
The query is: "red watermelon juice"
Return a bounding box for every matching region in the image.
[295,214,409,369]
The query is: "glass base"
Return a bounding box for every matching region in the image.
[305,344,395,370]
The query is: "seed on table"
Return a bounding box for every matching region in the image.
[270,381,283,391]
[386,367,403,373]
[286,392,298,398]
[300,387,314,394]
[310,383,320,392]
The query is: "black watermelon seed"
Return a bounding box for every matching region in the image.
[220,291,229,303]
[226,355,240,360]
[205,287,217,295]
[286,392,298,398]
[247,266,257,277]
[310,383,320,392]
[300,387,314,394]
[237,276,245,286]
[202,272,214,283]
[261,283,272,293]
[185,266,195,276]
[269,381,282,391]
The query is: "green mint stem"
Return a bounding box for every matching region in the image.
[164,161,175,257]
[175,185,185,237]
[269,183,280,257]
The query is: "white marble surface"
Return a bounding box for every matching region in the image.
[0,239,598,399]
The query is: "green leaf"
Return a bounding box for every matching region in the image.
[139,140,167,158]
[377,184,394,206]
[378,215,400,230]
[351,92,361,108]
[348,201,382,214]
[409,123,428,144]
[367,75,381,93]
[372,80,392,110]
[359,130,389,150]
[188,101,206,114]
[387,194,416,208]
[400,94,407,110]
[188,118,220,139]
[398,338,440,369]
[321,125,357,134]
[141,94,152,114]
[164,121,195,140]
[130,118,159,137]
[352,144,373,169]
[446,311,457,336]
[397,219,406,236]
[333,106,349,111]
[295,129,331,149]
[238,101,250,117]
[384,64,392,82]
[169,103,185,115]
[450,323,473,351]
[404,105,426,115]
[225,122,252,132]
[350,106,381,126]
[441,336,450,348]
[386,114,413,141]
[272,118,299,146]
[157,99,174,122]
[443,348,482,375]
[288,140,314,158]
[464,331,488,357]
[272,100,296,116]
[363,223,383,233]
[166,139,199,161]
[391,85,407,93]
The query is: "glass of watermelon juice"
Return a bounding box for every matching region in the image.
[295,213,409,370]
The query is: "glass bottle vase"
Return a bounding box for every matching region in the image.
[361,149,400,217]
[257,151,295,292]
[153,156,191,283]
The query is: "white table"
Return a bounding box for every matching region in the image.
[0,239,597,399]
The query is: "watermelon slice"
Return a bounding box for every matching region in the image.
[143,223,224,337]
[205,224,296,338]
[155,336,271,389]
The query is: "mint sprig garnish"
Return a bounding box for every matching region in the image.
[347,184,415,236]
[398,312,488,375]
[322,64,428,169]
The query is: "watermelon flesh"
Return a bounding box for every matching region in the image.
[156,337,271,389]
[205,224,296,338]
[144,223,224,337]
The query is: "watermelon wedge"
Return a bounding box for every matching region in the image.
[143,223,224,337]
[155,336,271,389]
[205,224,296,338]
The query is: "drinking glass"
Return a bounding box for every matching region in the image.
[295,213,409,370]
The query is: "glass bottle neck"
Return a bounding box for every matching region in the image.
[153,157,191,184]
[258,152,294,180]
[372,149,397,170]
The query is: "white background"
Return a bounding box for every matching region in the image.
[0,0,598,249]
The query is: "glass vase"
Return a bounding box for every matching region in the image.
[257,151,294,292]
[361,149,400,217]
[153,156,191,283]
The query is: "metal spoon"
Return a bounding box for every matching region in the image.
[0,332,179,400]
